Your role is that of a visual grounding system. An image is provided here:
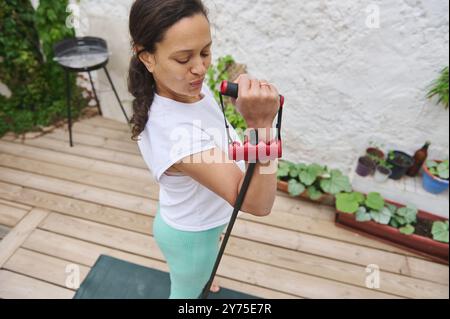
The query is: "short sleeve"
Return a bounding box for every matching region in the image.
[154,121,217,182]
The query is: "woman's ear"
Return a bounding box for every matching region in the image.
[134,45,155,73]
[139,52,156,73]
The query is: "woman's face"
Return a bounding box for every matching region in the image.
[138,13,212,103]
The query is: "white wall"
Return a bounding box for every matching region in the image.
[73,0,449,173]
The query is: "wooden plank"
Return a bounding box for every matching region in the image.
[0,181,155,235]
[3,136,147,169]
[0,225,10,240]
[2,178,446,288]
[24,229,296,299]
[0,177,444,284]
[0,153,425,258]
[37,213,399,299]
[0,166,154,215]
[2,180,445,287]
[0,164,417,259]
[82,116,130,132]
[0,270,74,299]
[0,198,32,211]
[247,205,425,257]
[71,122,133,141]
[26,229,445,299]
[0,153,159,199]
[219,255,402,299]
[40,213,162,259]
[3,248,90,291]
[225,237,448,299]
[0,208,49,267]
[39,213,449,298]
[0,140,153,183]
[46,128,140,155]
[0,201,29,227]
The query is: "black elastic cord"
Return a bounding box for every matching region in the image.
[200,162,257,299]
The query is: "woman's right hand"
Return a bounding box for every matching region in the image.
[230,74,280,129]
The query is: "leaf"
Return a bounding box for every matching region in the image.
[299,164,322,186]
[356,206,371,222]
[390,218,400,228]
[336,192,363,214]
[288,179,305,197]
[437,161,449,179]
[432,221,449,243]
[365,192,385,212]
[395,205,418,225]
[385,203,398,215]
[426,160,438,168]
[307,185,323,201]
[370,207,392,225]
[320,169,353,195]
[277,161,293,178]
[289,164,303,179]
[399,224,415,235]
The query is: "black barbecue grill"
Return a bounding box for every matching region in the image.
[53,36,130,147]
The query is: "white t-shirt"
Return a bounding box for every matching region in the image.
[137,83,245,231]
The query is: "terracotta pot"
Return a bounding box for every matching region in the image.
[277,180,336,206]
[335,198,449,265]
[366,147,385,160]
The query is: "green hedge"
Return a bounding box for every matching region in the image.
[0,0,88,138]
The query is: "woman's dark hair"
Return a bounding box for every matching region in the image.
[128,0,209,141]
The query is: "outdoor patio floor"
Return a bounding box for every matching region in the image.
[0,115,448,299]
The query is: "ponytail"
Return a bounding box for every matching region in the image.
[128,55,156,141]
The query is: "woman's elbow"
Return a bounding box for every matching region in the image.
[240,203,273,217]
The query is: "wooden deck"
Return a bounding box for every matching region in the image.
[0,115,448,299]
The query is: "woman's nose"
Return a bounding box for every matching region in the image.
[191,58,207,75]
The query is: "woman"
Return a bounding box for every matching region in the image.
[128,0,280,299]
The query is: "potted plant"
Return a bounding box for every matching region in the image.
[277,160,352,206]
[355,156,376,177]
[386,150,414,180]
[335,192,449,264]
[422,160,449,194]
[374,158,393,183]
[366,141,385,162]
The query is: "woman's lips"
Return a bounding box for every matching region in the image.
[190,79,204,87]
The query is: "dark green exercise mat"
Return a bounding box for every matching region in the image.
[74,255,259,299]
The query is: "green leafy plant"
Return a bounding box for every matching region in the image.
[370,206,392,225]
[337,191,447,243]
[376,158,394,170]
[206,55,247,134]
[365,192,385,211]
[0,0,88,138]
[389,204,418,234]
[432,221,449,243]
[426,160,449,180]
[278,160,352,200]
[388,150,396,161]
[427,66,449,110]
[336,192,365,214]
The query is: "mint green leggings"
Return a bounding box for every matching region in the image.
[153,206,227,299]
